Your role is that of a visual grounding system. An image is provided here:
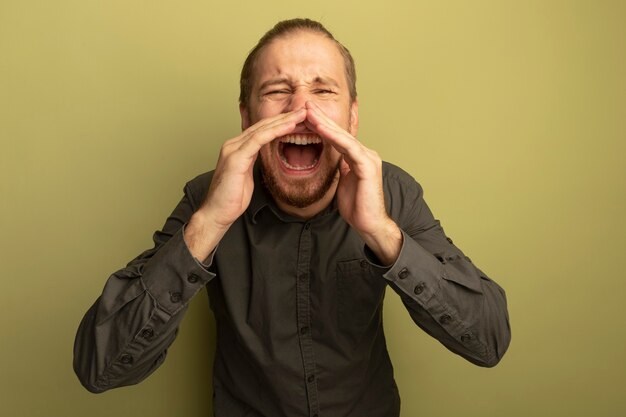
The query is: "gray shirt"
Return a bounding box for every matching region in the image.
[74,161,510,417]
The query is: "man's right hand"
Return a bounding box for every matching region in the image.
[183,108,307,262]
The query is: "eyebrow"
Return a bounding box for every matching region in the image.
[313,76,340,88]
[258,76,340,91]
[258,78,290,91]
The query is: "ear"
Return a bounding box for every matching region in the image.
[239,104,250,131]
[349,99,359,137]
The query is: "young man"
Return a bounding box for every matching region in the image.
[75,18,510,417]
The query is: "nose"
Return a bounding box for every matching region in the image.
[286,88,309,112]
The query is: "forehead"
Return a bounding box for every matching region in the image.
[253,31,347,87]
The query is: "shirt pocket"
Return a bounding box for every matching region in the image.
[336,259,387,343]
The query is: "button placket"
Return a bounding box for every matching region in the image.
[295,222,320,416]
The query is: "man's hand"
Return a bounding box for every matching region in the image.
[184,108,307,262]
[304,101,402,265]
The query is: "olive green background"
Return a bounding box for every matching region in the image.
[1,0,624,416]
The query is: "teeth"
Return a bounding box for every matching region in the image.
[280,135,322,145]
[279,155,319,170]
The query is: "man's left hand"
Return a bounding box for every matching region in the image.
[305,101,402,265]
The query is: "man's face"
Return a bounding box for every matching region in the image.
[241,30,358,209]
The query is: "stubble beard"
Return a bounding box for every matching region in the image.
[260,152,341,209]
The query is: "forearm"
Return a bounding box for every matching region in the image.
[73,287,183,393]
[359,218,403,266]
[73,179,219,392]
[73,229,215,392]
[385,230,510,367]
[183,211,229,263]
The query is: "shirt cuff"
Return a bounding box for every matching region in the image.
[381,229,445,306]
[140,227,216,316]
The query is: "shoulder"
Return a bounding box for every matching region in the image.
[381,161,424,198]
[380,161,427,226]
[182,171,215,208]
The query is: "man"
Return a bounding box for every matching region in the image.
[74,18,510,417]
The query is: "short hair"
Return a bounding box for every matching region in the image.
[239,18,357,107]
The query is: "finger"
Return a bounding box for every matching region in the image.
[305,102,361,156]
[242,107,306,139]
[226,107,306,153]
[236,108,307,156]
[221,108,305,153]
[305,103,381,178]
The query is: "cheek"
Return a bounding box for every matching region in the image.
[256,100,286,119]
[315,102,349,127]
[315,101,339,116]
[324,144,342,162]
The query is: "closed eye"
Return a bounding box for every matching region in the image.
[265,89,290,95]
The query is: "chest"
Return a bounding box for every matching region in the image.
[209,213,387,340]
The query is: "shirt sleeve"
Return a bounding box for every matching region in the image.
[374,169,511,367]
[73,180,216,393]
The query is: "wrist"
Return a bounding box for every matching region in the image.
[184,211,230,262]
[360,219,402,266]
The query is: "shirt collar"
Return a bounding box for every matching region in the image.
[248,161,273,224]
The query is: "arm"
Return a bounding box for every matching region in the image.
[73,181,215,393]
[305,102,510,367]
[74,109,308,392]
[379,172,511,367]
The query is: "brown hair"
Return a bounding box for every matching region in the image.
[239,18,357,107]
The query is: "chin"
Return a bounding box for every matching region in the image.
[260,147,340,209]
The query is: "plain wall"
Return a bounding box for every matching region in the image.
[1,0,624,416]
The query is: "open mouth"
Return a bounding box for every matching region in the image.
[277,134,323,172]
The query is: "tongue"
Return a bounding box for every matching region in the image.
[283,144,318,167]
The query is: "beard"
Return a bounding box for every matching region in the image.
[260,153,341,209]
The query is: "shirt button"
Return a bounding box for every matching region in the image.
[461,332,473,343]
[170,292,182,303]
[398,268,409,280]
[300,326,309,335]
[439,314,452,325]
[141,328,154,339]
[360,259,368,268]
[414,283,425,295]
[307,374,315,383]
[187,274,199,284]
[304,223,311,230]
[120,354,133,365]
